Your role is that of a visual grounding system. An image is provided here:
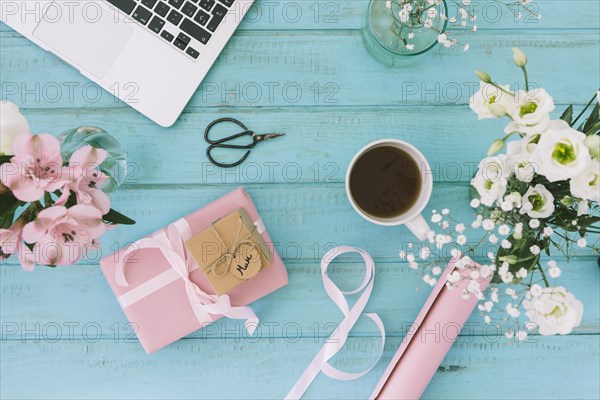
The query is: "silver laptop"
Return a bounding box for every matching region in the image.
[0,0,253,126]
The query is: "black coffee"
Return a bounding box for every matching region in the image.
[349,146,421,219]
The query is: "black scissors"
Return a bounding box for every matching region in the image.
[204,117,286,168]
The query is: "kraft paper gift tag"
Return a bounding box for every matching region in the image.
[185,208,272,295]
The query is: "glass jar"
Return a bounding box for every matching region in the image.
[362,0,448,66]
[58,126,127,193]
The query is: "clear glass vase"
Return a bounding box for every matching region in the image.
[58,126,127,194]
[362,0,448,66]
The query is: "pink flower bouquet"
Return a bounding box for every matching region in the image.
[0,103,134,271]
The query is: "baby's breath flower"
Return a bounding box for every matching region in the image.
[529,245,540,255]
[548,266,561,278]
[457,235,467,245]
[480,264,491,278]
[431,213,442,223]
[455,223,465,233]
[577,238,587,248]
[529,219,540,228]
[482,219,495,230]
[543,227,554,237]
[489,234,498,244]
[506,303,520,317]
[484,315,491,324]
[447,270,461,283]
[501,239,512,249]
[470,198,480,208]
[501,272,514,283]
[491,290,499,303]
[432,266,442,276]
[529,284,543,297]
[442,208,450,215]
[498,224,510,236]
[450,248,462,258]
[517,268,528,279]
[399,250,406,260]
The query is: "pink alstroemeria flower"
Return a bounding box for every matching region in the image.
[0,133,67,202]
[0,220,34,271]
[64,145,110,214]
[22,205,106,266]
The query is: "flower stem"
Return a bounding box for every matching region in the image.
[490,81,515,96]
[572,92,599,126]
[520,66,529,92]
[537,263,550,287]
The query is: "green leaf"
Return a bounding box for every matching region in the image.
[0,194,23,229]
[579,102,599,132]
[584,121,600,136]
[559,105,574,125]
[103,208,136,225]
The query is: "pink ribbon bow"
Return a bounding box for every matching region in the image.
[114,218,259,335]
[285,246,385,399]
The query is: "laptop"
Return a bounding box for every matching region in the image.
[0,0,253,126]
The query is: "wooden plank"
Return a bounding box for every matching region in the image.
[1,257,598,341]
[0,335,598,399]
[13,106,527,184]
[1,31,598,109]
[1,184,596,262]
[0,0,598,32]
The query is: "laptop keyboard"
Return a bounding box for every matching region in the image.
[105,0,235,59]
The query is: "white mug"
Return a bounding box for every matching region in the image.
[345,139,433,241]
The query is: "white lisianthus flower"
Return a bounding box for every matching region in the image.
[506,140,538,182]
[523,287,583,335]
[0,101,31,156]
[469,82,513,119]
[471,155,509,206]
[531,124,591,182]
[520,184,555,219]
[570,161,599,202]
[505,89,555,136]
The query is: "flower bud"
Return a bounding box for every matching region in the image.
[512,47,527,67]
[487,139,505,156]
[0,101,31,156]
[584,134,599,160]
[475,70,491,83]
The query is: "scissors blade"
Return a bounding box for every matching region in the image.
[256,133,286,142]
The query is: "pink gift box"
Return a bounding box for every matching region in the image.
[100,188,288,353]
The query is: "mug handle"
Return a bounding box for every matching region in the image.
[405,214,431,241]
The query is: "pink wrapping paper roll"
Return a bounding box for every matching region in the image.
[371,259,490,400]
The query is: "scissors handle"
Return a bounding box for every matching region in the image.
[204,117,252,145]
[206,145,251,168]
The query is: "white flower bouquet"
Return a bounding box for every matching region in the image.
[402,48,599,340]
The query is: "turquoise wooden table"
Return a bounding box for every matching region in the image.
[1,1,599,398]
